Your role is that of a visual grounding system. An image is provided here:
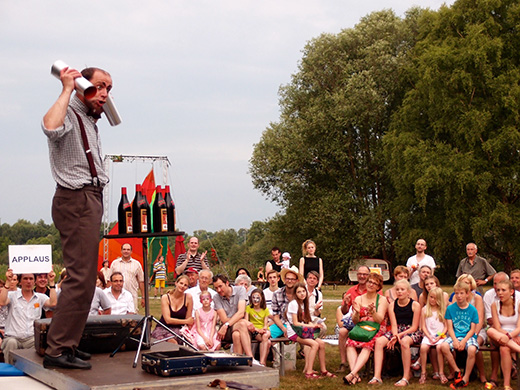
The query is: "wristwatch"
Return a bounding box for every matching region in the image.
[224,322,230,327]
[485,278,488,283]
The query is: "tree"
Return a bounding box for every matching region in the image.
[250,10,420,277]
[385,0,520,275]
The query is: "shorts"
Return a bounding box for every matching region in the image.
[288,334,298,342]
[155,279,166,288]
[269,324,287,339]
[477,328,488,344]
[444,336,479,351]
[222,326,234,344]
[384,324,423,345]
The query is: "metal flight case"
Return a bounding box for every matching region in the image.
[34,314,145,355]
[141,347,252,377]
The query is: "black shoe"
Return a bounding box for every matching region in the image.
[74,349,91,361]
[43,353,92,369]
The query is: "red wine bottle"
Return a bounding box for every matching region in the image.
[152,186,168,233]
[118,187,132,234]
[163,185,176,232]
[132,184,151,233]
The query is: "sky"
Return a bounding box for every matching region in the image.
[0,0,455,235]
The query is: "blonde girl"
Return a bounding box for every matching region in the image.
[371,279,422,386]
[487,280,520,390]
[298,240,324,289]
[287,282,335,379]
[419,287,447,384]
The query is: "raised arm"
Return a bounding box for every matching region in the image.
[43,67,81,130]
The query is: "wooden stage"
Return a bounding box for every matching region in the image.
[12,344,279,390]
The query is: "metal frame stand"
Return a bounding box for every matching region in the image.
[104,231,193,367]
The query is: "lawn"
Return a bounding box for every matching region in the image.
[146,285,500,390]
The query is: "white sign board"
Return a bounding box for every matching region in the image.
[8,245,53,274]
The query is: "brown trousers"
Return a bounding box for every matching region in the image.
[46,185,103,356]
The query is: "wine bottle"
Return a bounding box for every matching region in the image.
[163,185,176,232]
[152,185,168,233]
[132,184,151,233]
[118,187,132,234]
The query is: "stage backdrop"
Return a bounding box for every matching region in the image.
[97,168,184,278]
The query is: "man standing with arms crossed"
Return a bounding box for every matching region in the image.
[41,65,113,369]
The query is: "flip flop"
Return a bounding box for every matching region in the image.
[321,371,337,378]
[394,378,409,387]
[368,377,383,385]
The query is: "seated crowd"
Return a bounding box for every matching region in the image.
[2,239,520,390]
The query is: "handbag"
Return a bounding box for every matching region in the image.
[348,295,381,342]
[290,324,320,339]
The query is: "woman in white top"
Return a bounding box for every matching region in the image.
[487,280,520,390]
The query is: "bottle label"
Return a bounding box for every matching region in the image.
[126,211,132,233]
[141,209,148,233]
[161,209,168,232]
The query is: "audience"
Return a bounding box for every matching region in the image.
[486,279,520,390]
[190,290,220,351]
[104,272,136,315]
[439,281,479,388]
[151,274,194,343]
[372,280,422,386]
[212,274,254,359]
[419,287,447,384]
[343,273,388,385]
[5,242,520,388]
[287,281,335,379]
[406,239,436,286]
[245,289,271,366]
[298,239,324,289]
[0,269,57,364]
[386,266,418,303]
[411,265,432,300]
[235,274,255,301]
[306,270,326,338]
[263,269,280,313]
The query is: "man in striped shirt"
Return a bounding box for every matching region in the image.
[175,237,210,275]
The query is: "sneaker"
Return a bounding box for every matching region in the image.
[252,359,263,366]
[453,371,463,385]
[449,379,467,389]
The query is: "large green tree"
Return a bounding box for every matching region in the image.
[250,10,420,277]
[385,0,520,275]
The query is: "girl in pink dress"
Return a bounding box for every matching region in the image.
[192,291,220,351]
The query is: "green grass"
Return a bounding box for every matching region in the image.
[146,285,500,390]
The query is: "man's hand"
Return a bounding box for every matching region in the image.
[217,324,228,340]
[59,67,82,92]
[47,270,56,285]
[141,297,145,307]
[476,279,486,286]
[5,269,14,284]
